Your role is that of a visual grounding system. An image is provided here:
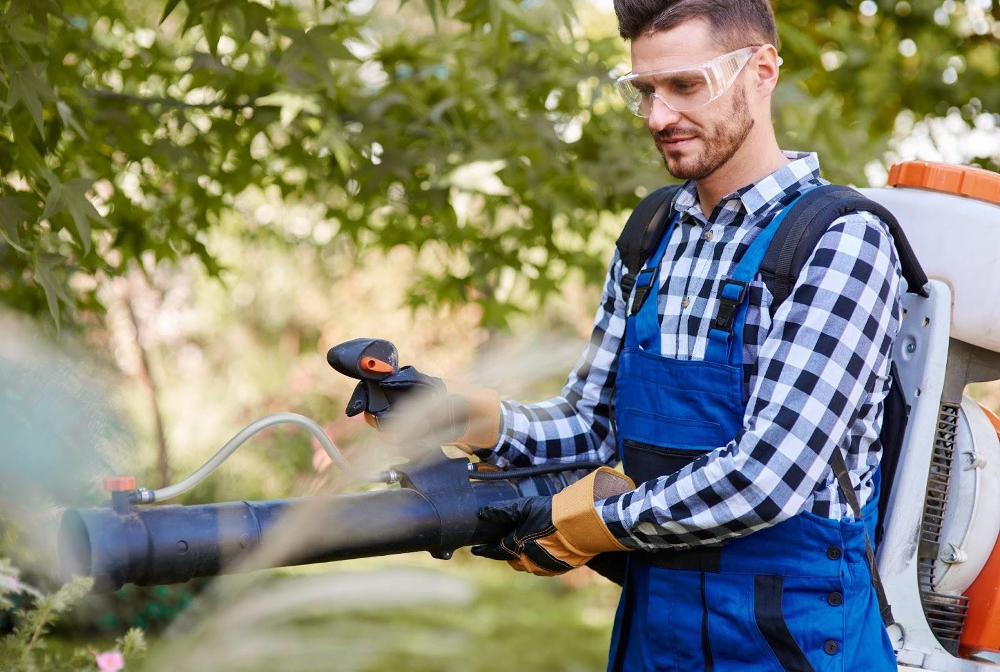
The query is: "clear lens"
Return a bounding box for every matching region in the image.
[615,47,757,118]
[617,70,714,115]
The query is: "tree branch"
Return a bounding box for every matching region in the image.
[88,88,259,112]
[124,282,171,489]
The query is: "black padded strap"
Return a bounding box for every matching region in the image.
[760,185,929,311]
[615,185,682,298]
[831,448,895,627]
[608,184,682,462]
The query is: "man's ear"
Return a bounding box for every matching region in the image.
[751,44,780,100]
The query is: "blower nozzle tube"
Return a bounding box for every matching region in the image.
[58,462,585,592]
[59,489,447,592]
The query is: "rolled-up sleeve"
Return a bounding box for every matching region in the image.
[489,250,628,469]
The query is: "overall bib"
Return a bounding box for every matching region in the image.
[607,197,897,671]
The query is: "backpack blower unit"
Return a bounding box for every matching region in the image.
[58,161,1000,671]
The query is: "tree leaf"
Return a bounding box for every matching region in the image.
[41,179,107,255]
[278,26,356,98]
[4,10,46,44]
[239,3,272,39]
[33,253,65,330]
[423,0,438,28]
[203,9,222,58]
[256,91,321,126]
[0,196,31,253]
[56,100,87,140]
[7,62,52,134]
[160,0,184,24]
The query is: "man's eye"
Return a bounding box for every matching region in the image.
[635,84,654,96]
[669,79,704,95]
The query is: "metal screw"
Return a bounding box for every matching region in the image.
[239,534,252,549]
[176,540,189,554]
[964,451,986,470]
[906,341,916,354]
[940,543,967,564]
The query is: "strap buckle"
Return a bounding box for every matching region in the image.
[629,267,657,316]
[713,279,748,332]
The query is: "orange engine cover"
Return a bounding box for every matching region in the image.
[960,405,1000,657]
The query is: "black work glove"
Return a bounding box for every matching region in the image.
[350,365,446,424]
[471,467,634,576]
[350,366,502,453]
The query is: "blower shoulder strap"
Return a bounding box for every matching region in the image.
[615,184,683,300]
[759,183,929,310]
[831,447,896,627]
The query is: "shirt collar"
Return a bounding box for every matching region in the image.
[672,151,821,224]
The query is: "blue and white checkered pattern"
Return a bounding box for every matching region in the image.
[488,151,903,550]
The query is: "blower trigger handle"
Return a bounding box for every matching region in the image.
[327,338,400,418]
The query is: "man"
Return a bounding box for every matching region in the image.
[361,1,901,669]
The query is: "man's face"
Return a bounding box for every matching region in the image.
[630,20,756,181]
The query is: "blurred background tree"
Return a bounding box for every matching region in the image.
[0,0,997,330]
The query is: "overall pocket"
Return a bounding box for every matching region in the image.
[702,572,815,672]
[619,408,724,448]
[750,575,816,672]
[621,440,711,484]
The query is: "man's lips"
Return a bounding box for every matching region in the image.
[660,136,698,150]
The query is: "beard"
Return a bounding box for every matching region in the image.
[653,84,755,181]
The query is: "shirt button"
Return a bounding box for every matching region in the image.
[824,640,839,655]
[703,230,714,241]
[826,546,842,560]
[681,297,691,308]
[827,591,843,606]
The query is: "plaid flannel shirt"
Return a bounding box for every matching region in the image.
[488,151,903,551]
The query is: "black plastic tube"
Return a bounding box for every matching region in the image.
[59,489,448,592]
[58,474,568,593]
[467,462,605,480]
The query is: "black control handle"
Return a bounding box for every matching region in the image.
[327,338,399,417]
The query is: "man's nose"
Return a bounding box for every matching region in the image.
[645,95,683,134]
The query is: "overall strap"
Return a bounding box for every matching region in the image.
[628,214,681,353]
[703,188,816,366]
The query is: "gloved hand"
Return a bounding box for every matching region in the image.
[471,467,635,576]
[351,365,502,453]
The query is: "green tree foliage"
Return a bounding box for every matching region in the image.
[0,0,996,328]
[774,0,1000,179]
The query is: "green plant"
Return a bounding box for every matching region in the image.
[0,558,147,671]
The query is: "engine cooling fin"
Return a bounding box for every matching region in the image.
[918,402,969,653]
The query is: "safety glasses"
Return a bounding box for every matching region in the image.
[615,46,760,117]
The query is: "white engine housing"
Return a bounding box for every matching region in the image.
[861,185,1000,354]
[878,279,1000,670]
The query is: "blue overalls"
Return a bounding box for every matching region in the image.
[608,196,897,671]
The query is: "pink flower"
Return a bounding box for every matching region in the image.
[95,651,125,672]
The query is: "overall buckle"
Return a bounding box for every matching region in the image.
[629,267,657,316]
[713,279,748,332]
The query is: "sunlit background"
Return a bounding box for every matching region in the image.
[1,0,999,669]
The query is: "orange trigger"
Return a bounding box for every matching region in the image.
[361,357,394,374]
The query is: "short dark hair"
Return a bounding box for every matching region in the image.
[613,0,778,50]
